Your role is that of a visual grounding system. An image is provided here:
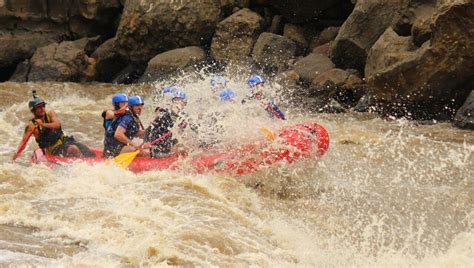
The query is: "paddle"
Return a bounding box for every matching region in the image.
[259,127,275,140]
[113,131,172,168]
[12,127,35,161]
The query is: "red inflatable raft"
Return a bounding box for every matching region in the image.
[31,122,329,175]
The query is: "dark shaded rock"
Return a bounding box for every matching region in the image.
[9,59,30,82]
[268,0,348,23]
[112,64,145,84]
[252,32,297,74]
[91,37,129,82]
[283,23,308,56]
[366,1,474,119]
[211,8,264,64]
[311,68,365,107]
[116,0,232,63]
[354,93,377,112]
[453,91,474,130]
[269,14,283,34]
[139,46,206,83]
[312,26,340,48]
[330,0,406,73]
[291,53,334,83]
[28,38,97,82]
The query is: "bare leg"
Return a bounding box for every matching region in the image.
[67,145,83,157]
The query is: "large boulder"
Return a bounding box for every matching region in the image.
[453,91,474,130]
[330,0,406,73]
[0,0,122,79]
[139,46,207,83]
[210,8,264,64]
[310,68,365,107]
[252,32,297,74]
[283,23,308,55]
[365,0,474,119]
[91,38,129,82]
[116,0,243,63]
[27,38,99,82]
[291,53,335,83]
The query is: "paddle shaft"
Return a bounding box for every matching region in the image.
[149,131,171,145]
[12,128,35,161]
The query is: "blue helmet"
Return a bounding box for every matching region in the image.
[210,75,227,87]
[247,75,265,86]
[164,86,187,101]
[163,86,179,94]
[219,89,235,101]
[173,91,187,101]
[112,93,128,105]
[128,95,144,106]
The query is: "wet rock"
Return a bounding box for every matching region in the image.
[116,0,228,63]
[366,1,474,119]
[139,46,206,83]
[283,23,308,55]
[310,68,365,107]
[28,38,98,82]
[453,91,474,130]
[330,0,406,73]
[291,53,335,83]
[252,32,297,74]
[91,37,129,82]
[211,8,264,64]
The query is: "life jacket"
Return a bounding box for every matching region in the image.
[31,112,65,153]
[105,110,140,140]
[101,108,127,129]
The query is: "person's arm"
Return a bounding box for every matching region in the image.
[105,110,115,120]
[114,126,136,147]
[36,111,61,129]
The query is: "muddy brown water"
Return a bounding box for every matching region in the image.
[0,81,472,266]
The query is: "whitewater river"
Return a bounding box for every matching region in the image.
[0,80,472,266]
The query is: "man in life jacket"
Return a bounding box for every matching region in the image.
[101,93,128,130]
[210,75,236,103]
[144,87,189,157]
[242,74,286,120]
[23,91,95,157]
[103,95,150,158]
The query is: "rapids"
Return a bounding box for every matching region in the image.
[0,80,472,266]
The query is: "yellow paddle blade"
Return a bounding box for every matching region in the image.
[112,150,139,168]
[259,127,275,140]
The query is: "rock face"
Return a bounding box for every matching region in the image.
[252,32,297,73]
[27,38,99,82]
[139,46,207,82]
[291,53,335,83]
[0,0,122,80]
[330,0,406,73]
[116,0,234,64]
[365,0,474,119]
[453,91,474,130]
[91,38,129,82]
[211,8,263,63]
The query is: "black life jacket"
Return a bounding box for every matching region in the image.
[32,112,64,149]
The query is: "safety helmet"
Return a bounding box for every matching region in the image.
[219,90,235,101]
[210,75,227,87]
[112,93,128,105]
[247,75,265,86]
[172,91,188,101]
[28,90,46,111]
[128,95,145,106]
[163,86,179,95]
[164,86,187,101]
